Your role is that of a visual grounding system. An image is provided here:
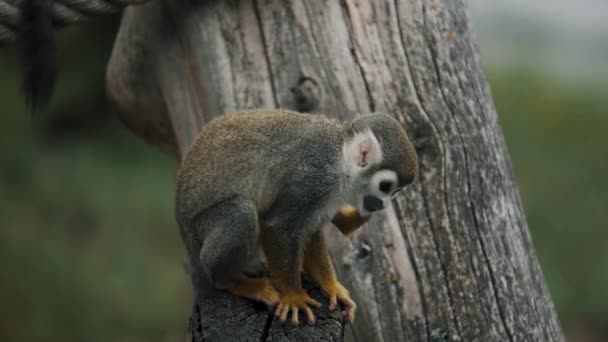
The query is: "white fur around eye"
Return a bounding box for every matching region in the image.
[371,170,397,196]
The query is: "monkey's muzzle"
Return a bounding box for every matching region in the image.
[363,195,385,212]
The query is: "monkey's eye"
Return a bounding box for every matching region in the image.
[379,180,394,194]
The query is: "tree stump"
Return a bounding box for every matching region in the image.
[106,0,565,341]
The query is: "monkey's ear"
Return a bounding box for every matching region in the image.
[345,130,383,169]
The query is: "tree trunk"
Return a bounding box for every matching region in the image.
[106,0,565,341]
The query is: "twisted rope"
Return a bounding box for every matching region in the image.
[0,0,150,46]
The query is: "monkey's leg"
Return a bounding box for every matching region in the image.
[331,206,370,235]
[196,197,279,307]
[303,230,357,321]
[260,225,321,325]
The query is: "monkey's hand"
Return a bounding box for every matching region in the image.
[274,289,322,325]
[320,280,356,321]
[303,230,357,321]
[228,277,280,308]
[332,206,370,236]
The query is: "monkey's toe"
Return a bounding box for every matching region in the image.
[228,277,279,307]
[274,290,319,325]
[320,281,356,321]
[259,285,280,307]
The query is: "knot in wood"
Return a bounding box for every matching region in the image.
[354,241,372,260]
[290,77,320,113]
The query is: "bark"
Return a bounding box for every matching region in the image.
[106,0,565,341]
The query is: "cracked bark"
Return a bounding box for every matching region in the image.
[106,0,565,341]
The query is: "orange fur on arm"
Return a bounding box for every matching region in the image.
[303,231,338,289]
[259,224,304,293]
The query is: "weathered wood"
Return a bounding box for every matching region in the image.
[107,0,565,341]
[188,277,344,342]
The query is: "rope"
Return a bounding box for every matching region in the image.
[0,0,150,46]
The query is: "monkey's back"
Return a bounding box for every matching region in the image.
[175,110,345,227]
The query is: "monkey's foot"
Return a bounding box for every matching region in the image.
[274,289,322,325]
[320,281,356,321]
[228,277,280,308]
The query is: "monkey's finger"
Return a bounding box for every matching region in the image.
[274,304,283,317]
[274,304,285,318]
[264,296,278,309]
[290,307,299,325]
[328,294,337,311]
[303,306,315,325]
[264,291,280,308]
[342,305,356,321]
[279,305,290,322]
[342,296,356,308]
[340,301,356,321]
[306,297,322,308]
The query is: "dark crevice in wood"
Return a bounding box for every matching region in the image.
[349,325,360,342]
[260,312,273,342]
[226,10,242,110]
[340,319,346,341]
[398,214,428,341]
[470,200,515,342]
[364,3,393,113]
[393,2,440,148]
[393,200,429,342]
[459,53,537,335]
[420,165,460,339]
[416,9,463,340]
[301,2,342,111]
[423,5,513,340]
[426,15,477,342]
[393,4,440,341]
[460,74,516,341]
[390,283,407,342]
[417,156,457,341]
[339,0,375,112]
[420,3,514,340]
[460,47,549,336]
[190,302,203,342]
[455,58,526,338]
[253,0,278,108]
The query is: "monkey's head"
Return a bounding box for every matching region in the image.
[343,113,419,216]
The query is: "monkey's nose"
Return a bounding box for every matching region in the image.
[363,195,384,212]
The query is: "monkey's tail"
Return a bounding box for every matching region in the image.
[18,0,57,111]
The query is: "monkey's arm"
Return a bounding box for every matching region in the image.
[331,206,370,235]
[303,230,356,321]
[260,224,321,325]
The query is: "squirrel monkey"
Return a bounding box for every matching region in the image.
[175,110,418,325]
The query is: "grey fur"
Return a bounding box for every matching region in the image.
[175,109,418,294]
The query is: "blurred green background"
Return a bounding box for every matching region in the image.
[1,2,607,341]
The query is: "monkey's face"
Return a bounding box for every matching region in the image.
[352,169,403,217]
[343,119,416,217]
